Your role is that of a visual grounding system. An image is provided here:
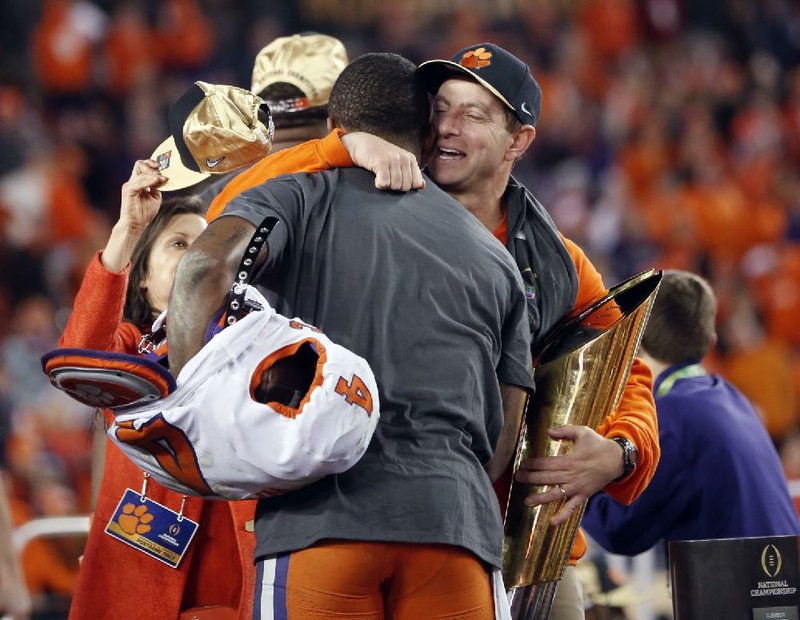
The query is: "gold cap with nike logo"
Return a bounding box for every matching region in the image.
[151,81,275,191]
[251,33,348,113]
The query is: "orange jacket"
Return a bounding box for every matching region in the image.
[62,253,254,619]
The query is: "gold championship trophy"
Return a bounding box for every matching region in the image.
[504,269,662,620]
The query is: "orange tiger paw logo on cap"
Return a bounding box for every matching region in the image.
[460,47,493,68]
[117,503,154,535]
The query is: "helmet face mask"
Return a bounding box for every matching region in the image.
[253,341,319,408]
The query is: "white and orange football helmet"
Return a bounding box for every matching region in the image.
[45,286,380,500]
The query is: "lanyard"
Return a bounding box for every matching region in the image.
[140,472,187,520]
[656,364,707,398]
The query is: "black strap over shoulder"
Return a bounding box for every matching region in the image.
[222,216,280,326]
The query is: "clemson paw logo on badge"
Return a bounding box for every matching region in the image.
[460,47,492,69]
[117,503,154,535]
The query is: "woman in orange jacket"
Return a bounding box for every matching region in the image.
[62,159,254,620]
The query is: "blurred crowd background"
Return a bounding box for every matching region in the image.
[1,0,800,616]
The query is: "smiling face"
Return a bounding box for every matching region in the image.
[428,77,521,202]
[141,212,207,314]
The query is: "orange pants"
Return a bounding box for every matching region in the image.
[253,541,496,619]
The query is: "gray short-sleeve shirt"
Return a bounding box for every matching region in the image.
[223,167,532,567]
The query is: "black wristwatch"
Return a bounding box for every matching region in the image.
[612,437,639,482]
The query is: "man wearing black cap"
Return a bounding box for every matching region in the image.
[418,44,660,619]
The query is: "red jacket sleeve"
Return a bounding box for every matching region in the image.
[59,251,142,354]
[562,236,660,504]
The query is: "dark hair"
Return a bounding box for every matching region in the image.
[260,82,329,129]
[504,107,522,133]
[123,196,204,330]
[641,270,717,364]
[328,53,430,153]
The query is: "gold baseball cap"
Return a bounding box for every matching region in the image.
[151,81,275,191]
[251,34,348,113]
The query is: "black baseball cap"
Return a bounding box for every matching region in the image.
[418,43,542,126]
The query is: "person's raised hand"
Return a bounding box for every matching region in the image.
[342,132,425,192]
[119,159,167,233]
[101,160,168,273]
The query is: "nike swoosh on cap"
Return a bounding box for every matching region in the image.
[520,102,531,117]
[206,155,226,169]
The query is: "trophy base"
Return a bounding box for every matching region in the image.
[508,581,560,619]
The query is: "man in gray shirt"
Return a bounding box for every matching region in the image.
[168,53,532,619]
